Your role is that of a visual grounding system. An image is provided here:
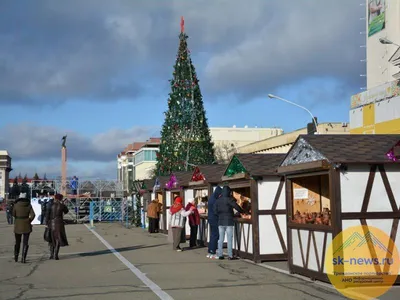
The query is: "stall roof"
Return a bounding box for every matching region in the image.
[191,164,227,183]
[223,153,286,179]
[280,134,400,168]
[174,171,193,187]
[142,179,155,191]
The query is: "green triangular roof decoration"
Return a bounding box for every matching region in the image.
[141,182,147,190]
[224,156,247,177]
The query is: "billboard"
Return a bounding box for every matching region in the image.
[368,0,385,37]
[350,79,400,108]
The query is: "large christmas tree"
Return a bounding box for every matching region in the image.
[155,17,215,176]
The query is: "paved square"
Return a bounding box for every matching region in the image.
[0,212,398,299]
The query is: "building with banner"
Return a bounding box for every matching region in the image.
[350,0,400,134]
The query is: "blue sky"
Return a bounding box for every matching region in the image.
[0,0,365,179]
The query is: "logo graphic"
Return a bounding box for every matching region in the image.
[326,225,399,299]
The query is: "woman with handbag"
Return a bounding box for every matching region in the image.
[169,196,195,252]
[13,193,35,263]
[46,194,69,260]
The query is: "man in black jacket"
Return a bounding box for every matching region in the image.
[214,186,244,260]
[207,186,222,258]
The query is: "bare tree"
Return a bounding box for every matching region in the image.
[214,142,237,164]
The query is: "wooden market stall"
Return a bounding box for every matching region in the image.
[149,176,170,233]
[221,153,287,263]
[277,134,400,284]
[163,171,193,234]
[184,164,227,246]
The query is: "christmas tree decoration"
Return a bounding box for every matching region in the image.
[155,17,215,176]
[191,166,206,181]
[224,156,247,177]
[165,173,178,190]
[386,140,400,161]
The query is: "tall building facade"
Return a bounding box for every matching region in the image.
[0,150,12,199]
[350,0,400,133]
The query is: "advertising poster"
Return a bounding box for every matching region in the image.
[368,0,385,37]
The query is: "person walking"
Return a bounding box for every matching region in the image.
[185,198,200,248]
[39,196,47,225]
[214,186,244,260]
[46,194,69,260]
[13,193,35,263]
[169,196,194,252]
[147,199,160,233]
[207,186,222,258]
[6,200,14,225]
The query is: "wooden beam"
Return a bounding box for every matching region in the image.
[277,160,330,175]
[188,180,207,186]
[221,173,249,181]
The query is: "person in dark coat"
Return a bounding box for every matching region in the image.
[6,200,14,225]
[39,196,48,225]
[214,186,244,260]
[46,193,69,260]
[13,193,35,263]
[207,186,222,258]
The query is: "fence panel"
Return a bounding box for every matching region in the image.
[88,199,135,228]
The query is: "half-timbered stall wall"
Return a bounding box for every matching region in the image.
[277,134,400,284]
[185,164,227,246]
[222,153,287,263]
[151,176,171,234]
[164,171,192,234]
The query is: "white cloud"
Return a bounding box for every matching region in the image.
[0,123,159,162]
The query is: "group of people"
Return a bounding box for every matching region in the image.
[168,185,246,260]
[10,193,70,263]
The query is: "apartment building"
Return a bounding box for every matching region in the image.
[117,138,160,193]
[0,150,12,199]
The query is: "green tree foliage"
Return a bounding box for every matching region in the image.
[155,28,215,176]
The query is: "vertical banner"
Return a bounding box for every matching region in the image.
[368,0,386,37]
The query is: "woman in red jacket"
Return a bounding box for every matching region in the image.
[185,198,200,248]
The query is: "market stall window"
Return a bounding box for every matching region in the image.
[194,189,208,214]
[291,174,331,226]
[231,187,251,218]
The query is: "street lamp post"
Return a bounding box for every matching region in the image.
[267,94,319,134]
[379,37,400,47]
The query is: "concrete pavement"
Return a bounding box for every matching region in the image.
[0,212,398,300]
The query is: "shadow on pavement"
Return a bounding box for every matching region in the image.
[61,243,168,259]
